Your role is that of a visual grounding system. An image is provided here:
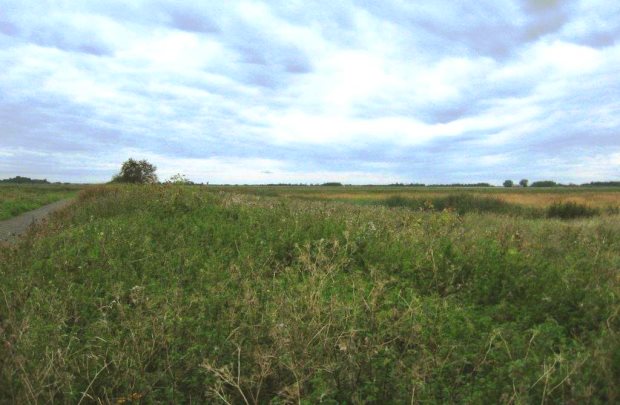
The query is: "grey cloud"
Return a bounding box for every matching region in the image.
[560,4,620,49]
[352,73,537,125]
[0,99,123,153]
[355,0,580,60]
[0,20,18,36]
[238,46,312,77]
[575,32,617,48]
[354,1,520,58]
[0,13,113,56]
[167,8,221,34]
[149,1,315,78]
[520,0,576,41]
[227,26,314,79]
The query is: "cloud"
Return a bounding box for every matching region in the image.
[0,0,618,184]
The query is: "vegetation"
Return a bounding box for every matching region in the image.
[166,173,194,185]
[0,176,50,184]
[503,180,514,188]
[427,183,493,187]
[1,185,618,403]
[111,158,158,184]
[583,181,620,187]
[531,180,558,187]
[0,184,80,220]
[383,193,531,217]
[519,179,529,188]
[546,201,599,219]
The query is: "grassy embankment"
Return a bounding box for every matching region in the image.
[0,184,81,220]
[1,185,619,403]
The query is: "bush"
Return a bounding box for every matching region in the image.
[546,201,598,219]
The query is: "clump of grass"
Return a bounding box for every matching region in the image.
[546,201,599,219]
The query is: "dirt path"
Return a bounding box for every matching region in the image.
[0,199,73,243]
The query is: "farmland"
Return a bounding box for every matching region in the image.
[1,184,619,403]
[0,184,81,220]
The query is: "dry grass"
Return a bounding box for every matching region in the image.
[246,187,620,210]
[281,189,620,208]
[497,192,620,208]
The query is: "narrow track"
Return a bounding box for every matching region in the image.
[0,199,73,242]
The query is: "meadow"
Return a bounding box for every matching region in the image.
[0,184,618,403]
[215,184,620,210]
[0,184,81,220]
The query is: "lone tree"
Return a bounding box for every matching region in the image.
[112,158,158,184]
[519,179,529,187]
[503,180,514,188]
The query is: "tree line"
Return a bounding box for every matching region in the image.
[0,176,49,184]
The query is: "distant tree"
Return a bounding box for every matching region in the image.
[531,180,558,187]
[503,180,514,188]
[112,158,158,184]
[166,173,194,185]
[519,179,529,187]
[321,182,343,186]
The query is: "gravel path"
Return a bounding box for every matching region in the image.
[0,199,73,243]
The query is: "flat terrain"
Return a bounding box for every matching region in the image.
[213,185,620,209]
[1,185,618,403]
[0,184,80,220]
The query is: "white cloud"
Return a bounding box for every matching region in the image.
[0,0,619,183]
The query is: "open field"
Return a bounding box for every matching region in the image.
[0,184,81,220]
[1,185,619,403]
[213,185,620,210]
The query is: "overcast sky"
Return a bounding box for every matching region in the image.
[1,0,619,184]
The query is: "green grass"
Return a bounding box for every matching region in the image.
[1,185,618,403]
[0,184,81,220]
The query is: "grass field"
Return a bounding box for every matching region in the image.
[214,185,620,209]
[1,185,619,403]
[0,184,81,220]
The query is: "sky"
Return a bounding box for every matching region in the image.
[0,0,619,184]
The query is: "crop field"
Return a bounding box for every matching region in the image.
[1,185,619,403]
[0,184,81,220]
